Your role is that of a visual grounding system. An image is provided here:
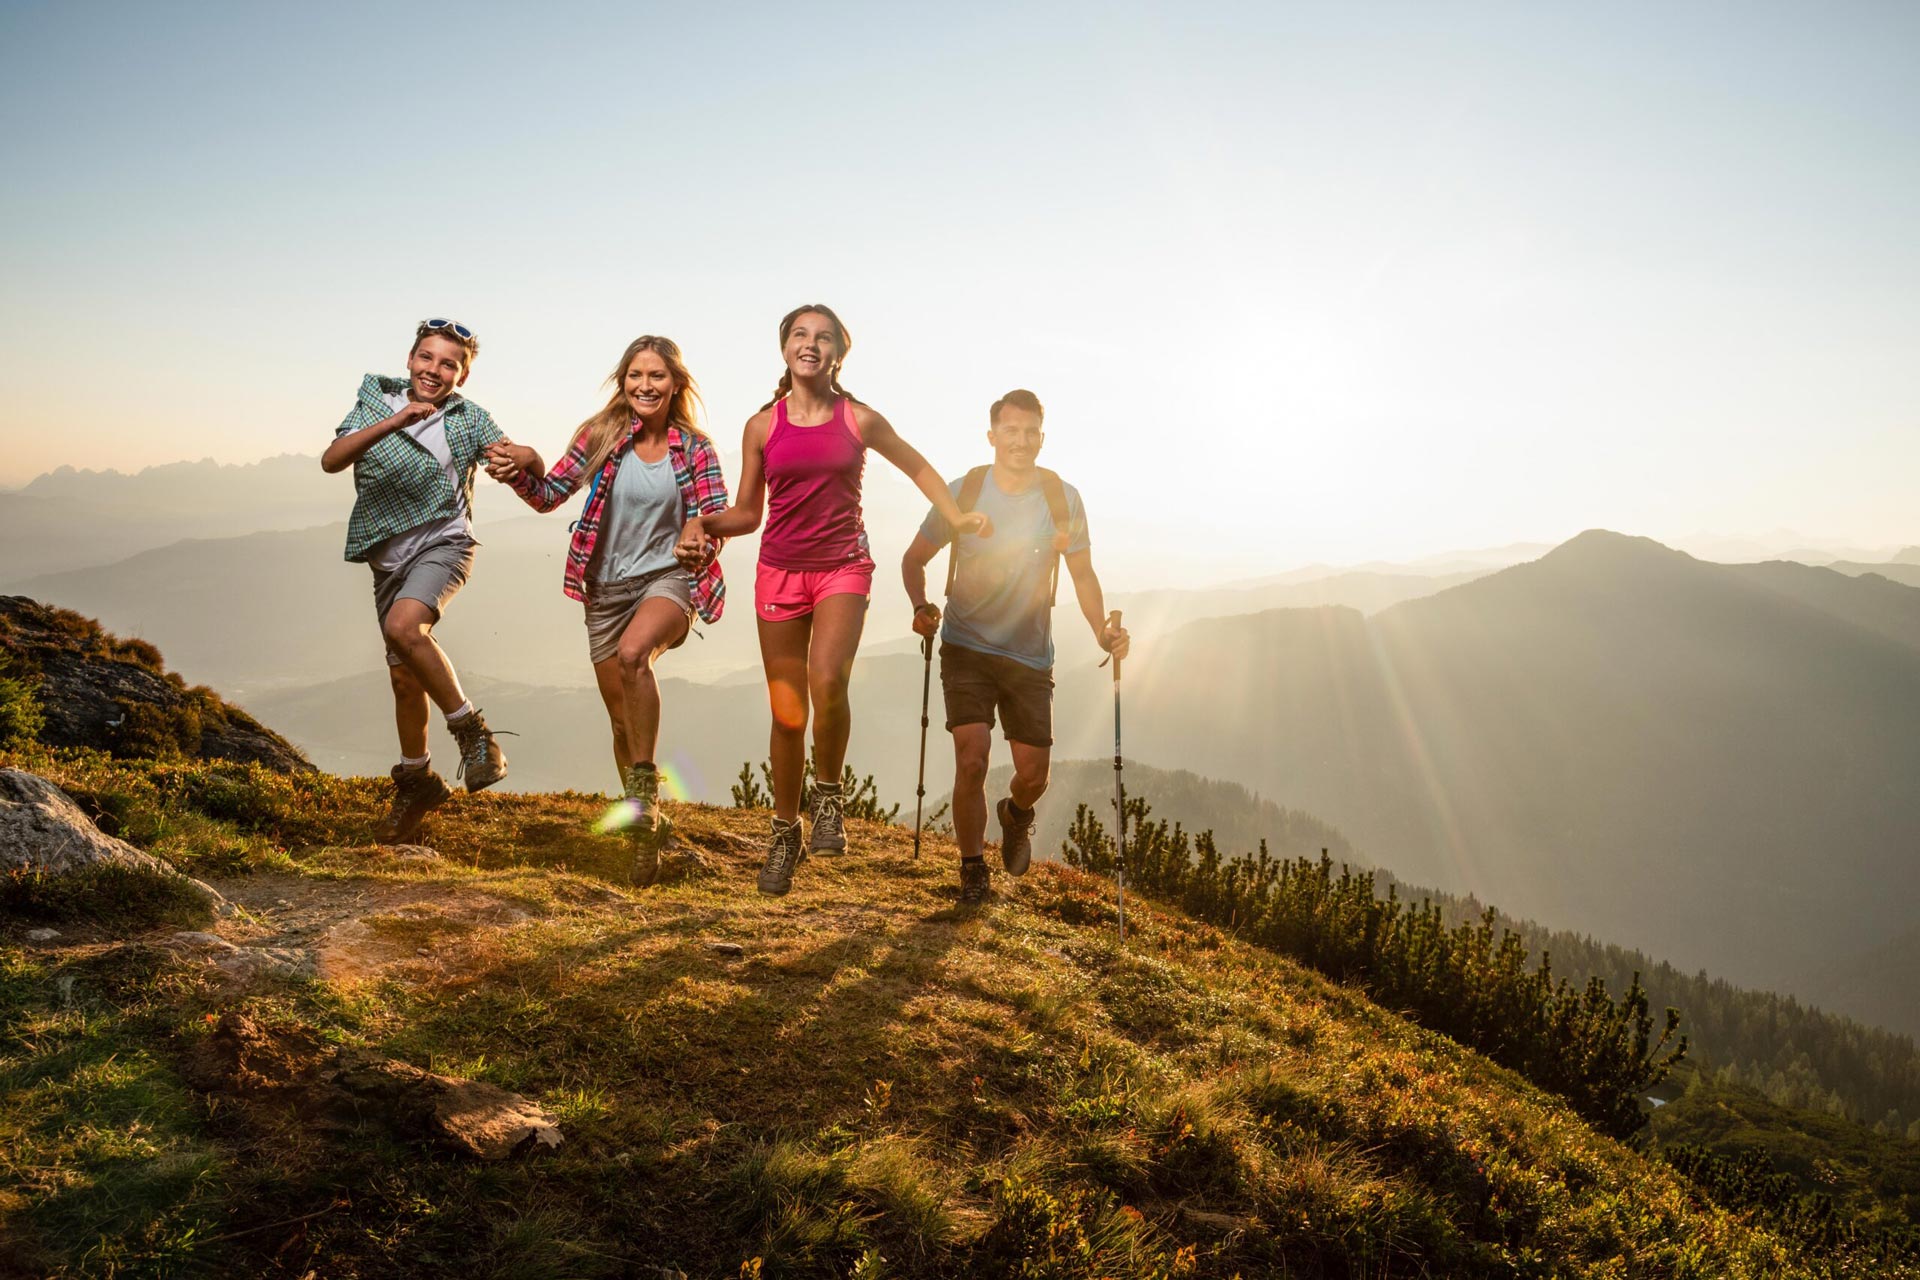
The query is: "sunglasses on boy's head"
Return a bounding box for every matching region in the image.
[419,317,476,342]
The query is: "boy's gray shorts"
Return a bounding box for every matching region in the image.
[585,568,695,665]
[372,539,475,667]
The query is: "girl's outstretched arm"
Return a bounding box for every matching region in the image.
[857,406,992,538]
[685,412,771,544]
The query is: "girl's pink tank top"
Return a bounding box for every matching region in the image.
[758,396,870,570]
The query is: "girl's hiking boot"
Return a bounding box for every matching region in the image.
[375,763,451,844]
[996,798,1035,876]
[449,708,509,792]
[809,779,847,854]
[958,858,991,905]
[622,762,669,888]
[757,817,806,896]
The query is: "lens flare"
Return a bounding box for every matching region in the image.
[593,798,641,834]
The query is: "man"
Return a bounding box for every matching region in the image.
[901,389,1129,905]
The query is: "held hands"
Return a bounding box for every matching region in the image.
[484,442,536,483]
[911,603,941,638]
[675,517,713,569]
[1099,616,1131,660]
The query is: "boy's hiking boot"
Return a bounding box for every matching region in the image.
[622,762,670,888]
[996,797,1034,876]
[375,763,451,844]
[757,818,806,896]
[958,858,991,906]
[808,779,847,854]
[449,708,509,793]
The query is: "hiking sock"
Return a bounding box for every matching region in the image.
[961,855,984,867]
[399,753,431,770]
[445,702,476,725]
[1005,799,1034,822]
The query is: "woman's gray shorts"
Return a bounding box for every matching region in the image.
[372,538,475,667]
[585,568,696,665]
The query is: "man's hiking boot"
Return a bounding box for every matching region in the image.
[623,762,670,888]
[958,859,991,906]
[996,797,1035,877]
[809,779,847,854]
[374,763,451,844]
[449,708,509,793]
[758,818,806,896]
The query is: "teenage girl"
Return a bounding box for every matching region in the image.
[679,304,987,896]
[486,336,730,886]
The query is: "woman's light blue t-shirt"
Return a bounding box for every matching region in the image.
[591,449,684,584]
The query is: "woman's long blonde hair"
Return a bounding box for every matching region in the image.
[573,336,706,474]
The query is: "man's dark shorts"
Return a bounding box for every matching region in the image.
[941,642,1054,747]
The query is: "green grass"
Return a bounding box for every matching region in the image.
[0,744,1899,1277]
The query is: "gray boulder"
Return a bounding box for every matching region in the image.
[1,768,226,907]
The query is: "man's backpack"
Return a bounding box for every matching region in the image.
[944,465,1074,606]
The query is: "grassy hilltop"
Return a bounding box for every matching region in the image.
[0,745,1867,1279]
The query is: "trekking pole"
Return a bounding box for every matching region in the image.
[1107,610,1126,942]
[912,631,933,859]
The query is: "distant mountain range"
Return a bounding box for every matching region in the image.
[1047,531,1920,1038]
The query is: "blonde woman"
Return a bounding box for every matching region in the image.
[486,336,729,886]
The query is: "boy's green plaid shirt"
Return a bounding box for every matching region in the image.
[335,373,506,562]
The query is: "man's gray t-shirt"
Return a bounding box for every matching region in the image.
[920,468,1090,670]
[591,448,684,585]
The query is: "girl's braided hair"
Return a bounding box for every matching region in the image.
[761,303,860,409]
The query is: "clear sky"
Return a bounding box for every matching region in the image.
[2,1,1916,582]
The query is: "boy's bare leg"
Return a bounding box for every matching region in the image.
[389,661,431,759]
[382,598,468,716]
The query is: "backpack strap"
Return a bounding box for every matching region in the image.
[1035,468,1072,605]
[943,465,993,597]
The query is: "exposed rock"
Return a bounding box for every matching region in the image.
[166,930,237,953]
[2,769,228,911]
[25,927,61,941]
[0,595,312,773]
[186,1011,562,1160]
[709,941,745,957]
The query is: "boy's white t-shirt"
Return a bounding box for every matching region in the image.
[367,391,474,572]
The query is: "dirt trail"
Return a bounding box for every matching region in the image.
[206,860,542,983]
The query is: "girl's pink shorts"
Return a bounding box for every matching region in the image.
[753,560,875,622]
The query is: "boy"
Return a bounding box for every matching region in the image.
[320,318,534,842]
[900,389,1128,904]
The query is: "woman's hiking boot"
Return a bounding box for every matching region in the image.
[996,798,1035,876]
[622,762,669,888]
[449,708,509,793]
[809,778,847,854]
[375,763,452,844]
[757,817,806,896]
[958,858,992,906]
